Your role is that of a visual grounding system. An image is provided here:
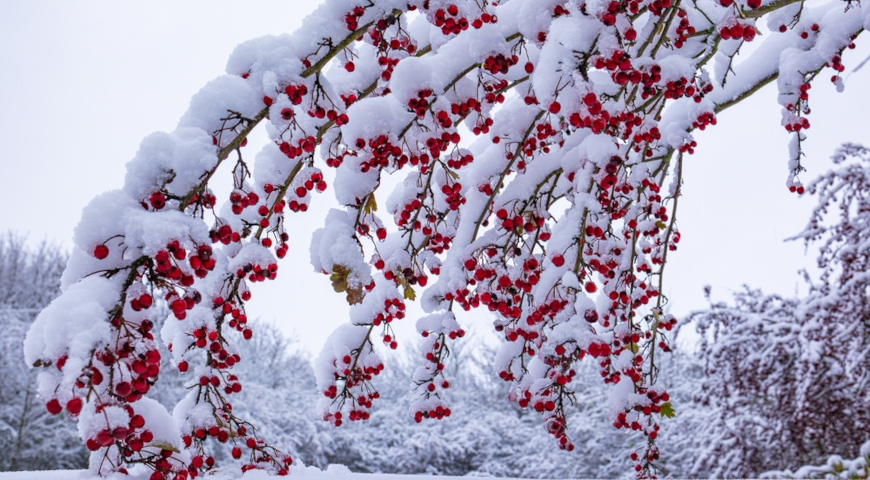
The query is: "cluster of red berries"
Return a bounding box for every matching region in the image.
[292,171,327,199]
[217,295,254,334]
[229,190,260,215]
[647,0,673,15]
[307,105,350,126]
[445,152,474,170]
[662,76,704,100]
[678,138,699,154]
[263,83,308,107]
[631,126,662,152]
[184,191,218,211]
[671,10,697,48]
[482,78,508,105]
[278,134,316,160]
[152,241,215,285]
[692,111,717,132]
[210,224,240,244]
[129,291,154,312]
[355,135,403,173]
[324,151,352,168]
[636,65,665,100]
[426,231,454,254]
[87,410,152,455]
[167,289,200,321]
[257,196,284,219]
[234,262,279,283]
[514,122,558,165]
[408,89,433,118]
[373,54,400,81]
[617,391,669,427]
[433,5,471,35]
[413,400,452,422]
[434,109,454,129]
[424,131,462,158]
[788,181,806,194]
[830,54,846,82]
[449,96,481,118]
[630,446,662,471]
[797,23,820,39]
[495,209,548,237]
[599,1,633,29]
[523,297,571,328]
[442,284,479,310]
[369,298,407,330]
[719,22,757,42]
[481,286,531,320]
[455,99,495,135]
[440,181,465,211]
[344,5,365,31]
[46,396,83,416]
[323,356,382,422]
[393,197,424,229]
[784,115,811,132]
[483,53,517,75]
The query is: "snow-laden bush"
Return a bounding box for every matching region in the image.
[24,0,869,478]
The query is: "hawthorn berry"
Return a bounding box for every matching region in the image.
[46,399,62,415]
[93,244,109,260]
[66,397,83,415]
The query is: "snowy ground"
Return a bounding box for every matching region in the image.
[0,466,490,480]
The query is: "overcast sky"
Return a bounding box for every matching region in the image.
[2,1,869,355]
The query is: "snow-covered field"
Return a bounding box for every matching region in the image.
[0,465,473,480]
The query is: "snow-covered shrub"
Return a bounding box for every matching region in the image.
[25,0,869,478]
[682,144,870,477]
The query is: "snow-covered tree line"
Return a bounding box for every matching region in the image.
[0,234,84,470]
[21,0,869,477]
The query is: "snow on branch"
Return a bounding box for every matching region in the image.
[25,0,869,479]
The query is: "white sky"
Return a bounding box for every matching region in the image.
[1,1,868,356]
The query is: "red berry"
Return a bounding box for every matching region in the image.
[149,192,166,209]
[549,102,561,114]
[345,62,355,72]
[66,397,83,415]
[46,399,62,415]
[139,294,153,309]
[130,414,145,429]
[115,382,132,397]
[93,244,109,260]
